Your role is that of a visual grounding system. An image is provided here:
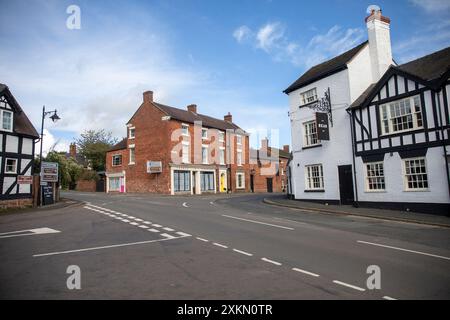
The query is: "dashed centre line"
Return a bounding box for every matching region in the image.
[332,280,366,292]
[196,237,209,242]
[222,214,294,230]
[261,258,282,266]
[292,268,320,277]
[213,242,228,249]
[233,249,253,256]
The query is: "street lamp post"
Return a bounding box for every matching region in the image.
[39,105,60,206]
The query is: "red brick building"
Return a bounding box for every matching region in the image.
[105,91,251,195]
[250,139,290,193]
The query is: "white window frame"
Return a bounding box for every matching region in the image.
[202,128,208,140]
[5,158,17,173]
[128,127,135,139]
[236,135,242,146]
[304,164,324,191]
[181,123,190,136]
[365,162,386,192]
[1,110,13,132]
[300,88,318,106]
[303,120,320,147]
[202,145,209,164]
[219,131,225,143]
[112,154,122,167]
[182,141,190,164]
[128,144,135,165]
[236,172,245,189]
[403,157,429,191]
[237,149,242,166]
[219,147,225,165]
[380,95,423,136]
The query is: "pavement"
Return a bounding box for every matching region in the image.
[263,194,450,228]
[0,191,449,299]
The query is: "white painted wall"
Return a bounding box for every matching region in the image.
[5,135,18,153]
[22,138,33,155]
[347,44,374,102]
[289,69,353,201]
[367,16,394,81]
[356,147,449,204]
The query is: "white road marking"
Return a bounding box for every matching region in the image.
[233,249,253,256]
[196,237,209,242]
[222,214,294,230]
[0,227,60,239]
[261,258,282,266]
[333,280,366,292]
[152,224,162,228]
[383,296,397,300]
[182,202,189,208]
[129,222,139,226]
[292,268,320,277]
[134,218,143,222]
[176,232,191,237]
[143,221,152,224]
[122,219,130,223]
[213,242,228,249]
[148,229,160,233]
[161,233,176,239]
[357,240,450,261]
[273,217,307,226]
[33,236,190,257]
[138,225,149,229]
[163,227,174,232]
[209,201,215,205]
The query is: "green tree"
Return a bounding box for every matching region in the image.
[44,151,83,189]
[75,129,118,171]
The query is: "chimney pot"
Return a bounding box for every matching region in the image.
[143,90,153,103]
[69,143,76,158]
[187,104,197,113]
[224,112,232,122]
[283,145,290,153]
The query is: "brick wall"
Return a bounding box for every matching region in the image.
[75,180,96,192]
[0,198,33,210]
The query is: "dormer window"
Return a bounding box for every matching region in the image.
[1,110,13,132]
[300,88,318,105]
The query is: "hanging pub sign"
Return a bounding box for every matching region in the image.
[316,112,330,141]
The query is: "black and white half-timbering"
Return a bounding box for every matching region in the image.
[285,7,450,214]
[0,84,39,208]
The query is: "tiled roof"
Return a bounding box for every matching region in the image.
[283,41,368,94]
[0,83,39,138]
[109,138,127,151]
[153,102,242,131]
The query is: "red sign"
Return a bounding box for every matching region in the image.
[17,175,33,185]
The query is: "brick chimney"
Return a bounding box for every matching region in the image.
[366,7,393,81]
[261,138,269,151]
[224,112,232,123]
[69,143,76,158]
[283,145,290,153]
[187,104,197,113]
[143,90,153,104]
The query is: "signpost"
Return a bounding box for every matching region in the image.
[40,162,58,206]
[316,112,330,141]
[147,161,162,174]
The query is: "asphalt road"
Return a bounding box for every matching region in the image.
[0,191,449,299]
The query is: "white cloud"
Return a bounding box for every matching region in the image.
[256,22,285,52]
[233,25,252,43]
[39,129,71,157]
[233,22,365,68]
[410,0,450,13]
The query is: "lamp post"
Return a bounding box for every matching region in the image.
[39,105,60,206]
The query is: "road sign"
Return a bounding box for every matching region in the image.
[147,161,162,173]
[17,175,33,184]
[41,162,59,182]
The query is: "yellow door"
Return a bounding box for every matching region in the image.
[220,173,226,192]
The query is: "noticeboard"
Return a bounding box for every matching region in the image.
[41,162,59,182]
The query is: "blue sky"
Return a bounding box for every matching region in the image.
[1,0,449,154]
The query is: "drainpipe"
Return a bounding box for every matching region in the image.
[436,90,450,198]
[346,109,359,207]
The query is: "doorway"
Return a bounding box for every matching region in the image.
[338,165,354,205]
[250,174,254,193]
[266,178,273,193]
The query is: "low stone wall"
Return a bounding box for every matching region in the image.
[75,180,97,192]
[0,198,33,210]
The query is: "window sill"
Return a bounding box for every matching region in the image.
[112,165,122,167]
[302,144,322,150]
[299,100,318,108]
[128,162,135,166]
[403,189,430,192]
[304,189,325,193]
[364,190,387,193]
